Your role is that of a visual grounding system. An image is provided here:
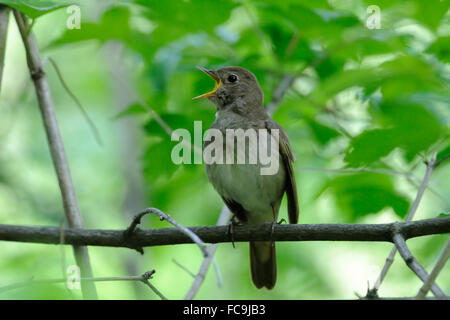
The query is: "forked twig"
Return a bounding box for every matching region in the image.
[368,153,438,297]
[392,233,445,298]
[416,239,450,299]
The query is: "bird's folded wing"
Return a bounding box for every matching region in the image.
[265,120,299,224]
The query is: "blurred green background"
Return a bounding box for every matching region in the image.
[0,0,449,299]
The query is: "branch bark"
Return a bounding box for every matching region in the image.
[0,217,448,248]
[416,238,450,299]
[370,153,438,295]
[265,74,296,115]
[13,10,97,299]
[392,233,445,298]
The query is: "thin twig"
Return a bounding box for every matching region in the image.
[125,208,208,256]
[0,5,10,92]
[185,206,231,300]
[265,75,296,115]
[0,270,167,300]
[13,10,97,299]
[124,207,223,290]
[47,57,103,146]
[392,233,446,298]
[369,153,438,296]
[172,259,196,278]
[433,153,450,168]
[416,239,450,299]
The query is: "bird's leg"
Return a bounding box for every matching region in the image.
[227,214,241,248]
[269,205,286,241]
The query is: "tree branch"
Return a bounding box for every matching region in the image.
[185,206,231,300]
[369,153,438,295]
[13,10,97,299]
[416,238,450,299]
[125,208,210,256]
[0,217,448,248]
[265,74,296,115]
[125,207,223,290]
[392,233,446,298]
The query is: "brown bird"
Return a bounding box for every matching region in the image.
[193,66,299,289]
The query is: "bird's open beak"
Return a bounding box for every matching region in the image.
[192,66,221,100]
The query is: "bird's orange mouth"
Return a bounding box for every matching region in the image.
[192,66,221,100]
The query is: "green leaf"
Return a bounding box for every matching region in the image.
[144,113,193,138]
[345,128,397,167]
[305,117,341,145]
[427,36,450,63]
[142,139,179,181]
[378,56,443,100]
[0,0,75,18]
[261,22,316,63]
[379,101,443,161]
[346,101,444,166]
[322,173,410,221]
[310,69,381,104]
[136,0,237,40]
[436,143,450,165]
[49,6,135,47]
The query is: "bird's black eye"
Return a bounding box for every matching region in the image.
[227,74,238,83]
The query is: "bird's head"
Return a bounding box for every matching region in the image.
[193,66,264,115]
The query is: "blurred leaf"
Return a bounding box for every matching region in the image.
[315,55,345,79]
[414,0,449,31]
[113,103,147,119]
[436,143,450,165]
[135,0,238,47]
[378,56,443,99]
[261,23,315,63]
[49,6,136,47]
[345,128,397,167]
[0,0,74,18]
[346,102,443,166]
[144,113,192,138]
[305,117,341,145]
[361,0,449,31]
[379,101,443,161]
[142,139,179,181]
[427,36,450,63]
[311,68,381,103]
[322,173,410,221]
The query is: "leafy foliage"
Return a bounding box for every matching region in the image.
[321,173,410,221]
[0,0,74,18]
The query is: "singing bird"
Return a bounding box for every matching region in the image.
[193,66,299,289]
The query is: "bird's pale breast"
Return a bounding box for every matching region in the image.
[205,111,286,223]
